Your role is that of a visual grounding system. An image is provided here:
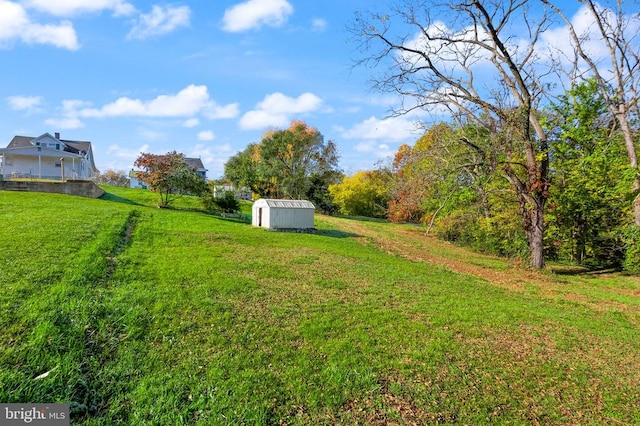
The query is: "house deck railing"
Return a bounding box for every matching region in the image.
[0,173,92,182]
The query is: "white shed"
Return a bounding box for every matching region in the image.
[252,199,315,231]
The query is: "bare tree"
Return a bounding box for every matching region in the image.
[352,0,553,268]
[96,169,129,187]
[542,0,640,226]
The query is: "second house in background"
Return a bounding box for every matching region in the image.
[130,156,207,189]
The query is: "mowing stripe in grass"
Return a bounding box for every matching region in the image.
[0,196,145,422]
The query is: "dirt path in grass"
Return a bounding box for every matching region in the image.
[321,216,547,291]
[319,216,640,315]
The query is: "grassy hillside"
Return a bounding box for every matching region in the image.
[1,187,639,424]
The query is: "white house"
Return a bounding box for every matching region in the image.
[252,199,315,231]
[213,182,252,200]
[0,133,98,180]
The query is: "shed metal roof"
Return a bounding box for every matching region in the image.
[257,199,315,209]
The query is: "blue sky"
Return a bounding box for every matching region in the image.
[0,0,421,179]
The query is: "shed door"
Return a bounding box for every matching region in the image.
[258,208,263,227]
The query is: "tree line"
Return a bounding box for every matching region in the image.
[330,0,638,272]
[329,78,637,272]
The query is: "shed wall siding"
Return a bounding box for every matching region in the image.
[269,208,314,230]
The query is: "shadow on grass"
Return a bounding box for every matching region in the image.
[100,192,141,205]
[213,215,252,224]
[316,229,361,238]
[550,265,622,276]
[195,211,252,224]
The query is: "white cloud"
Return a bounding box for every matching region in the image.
[61,99,92,111]
[538,4,637,71]
[0,1,79,50]
[24,0,136,17]
[239,92,323,130]
[79,85,233,118]
[197,130,215,141]
[354,141,395,159]
[44,99,91,129]
[339,116,419,142]
[188,143,234,179]
[107,143,150,159]
[127,5,191,40]
[401,20,493,74]
[0,1,27,40]
[45,85,238,129]
[25,20,79,49]
[240,110,286,129]
[399,5,640,96]
[256,92,322,114]
[188,142,220,165]
[44,116,84,129]
[204,102,240,120]
[106,143,151,171]
[183,118,200,128]
[7,95,43,112]
[311,18,327,32]
[222,0,293,32]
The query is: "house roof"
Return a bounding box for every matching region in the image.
[62,140,91,154]
[7,136,34,148]
[62,140,97,171]
[255,199,315,209]
[185,157,206,171]
[6,134,92,153]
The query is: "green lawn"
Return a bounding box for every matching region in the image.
[1,187,639,424]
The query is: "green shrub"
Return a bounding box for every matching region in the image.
[202,190,241,214]
[433,210,475,243]
[434,207,528,260]
[471,215,529,259]
[622,226,640,274]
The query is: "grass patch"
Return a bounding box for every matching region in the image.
[1,187,639,424]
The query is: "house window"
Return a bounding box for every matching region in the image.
[55,162,61,168]
[56,144,60,150]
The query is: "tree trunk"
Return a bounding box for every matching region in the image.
[635,191,640,227]
[514,195,545,268]
[477,183,491,219]
[619,115,640,226]
[505,143,548,270]
[618,121,640,227]
[528,198,545,269]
